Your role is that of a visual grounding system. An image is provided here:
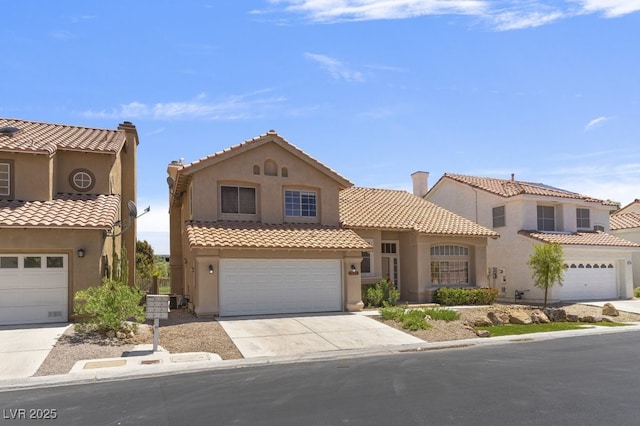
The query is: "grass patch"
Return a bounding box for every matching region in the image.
[476,321,630,337]
[379,307,460,331]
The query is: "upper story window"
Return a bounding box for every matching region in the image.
[0,161,11,197]
[285,190,316,217]
[70,169,95,192]
[492,205,506,228]
[537,205,555,231]
[221,185,256,214]
[361,239,374,276]
[576,208,590,229]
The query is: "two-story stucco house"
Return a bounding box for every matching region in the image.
[611,199,640,288]
[167,132,499,316]
[425,173,638,304]
[0,118,139,325]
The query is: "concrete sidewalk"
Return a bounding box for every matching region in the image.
[580,299,640,314]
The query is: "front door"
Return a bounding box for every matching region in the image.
[381,241,400,291]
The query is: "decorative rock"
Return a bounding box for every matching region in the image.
[509,311,532,325]
[474,316,494,327]
[106,330,116,338]
[566,314,579,322]
[599,316,613,323]
[530,309,550,324]
[544,308,567,322]
[602,303,619,317]
[476,330,491,338]
[487,311,504,325]
[580,315,596,323]
[116,331,127,339]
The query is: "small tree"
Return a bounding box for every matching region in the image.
[527,242,565,308]
[136,240,155,280]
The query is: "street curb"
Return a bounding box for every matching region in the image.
[2,322,639,392]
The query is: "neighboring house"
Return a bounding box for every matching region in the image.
[167,131,370,317]
[611,199,640,288]
[0,118,139,325]
[425,173,638,304]
[167,133,500,316]
[340,183,499,303]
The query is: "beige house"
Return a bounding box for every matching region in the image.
[167,132,498,316]
[0,118,139,325]
[611,199,640,287]
[426,173,638,304]
[340,184,499,303]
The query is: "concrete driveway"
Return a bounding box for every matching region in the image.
[218,312,423,358]
[581,299,640,314]
[0,323,70,380]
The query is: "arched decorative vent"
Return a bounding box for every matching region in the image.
[281,167,288,178]
[253,165,260,175]
[264,159,278,176]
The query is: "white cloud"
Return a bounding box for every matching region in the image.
[304,52,365,82]
[82,91,287,120]
[268,0,640,30]
[577,0,640,17]
[584,116,613,131]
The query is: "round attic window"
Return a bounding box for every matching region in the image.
[70,169,95,192]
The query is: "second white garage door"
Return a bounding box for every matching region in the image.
[560,262,617,301]
[219,259,342,316]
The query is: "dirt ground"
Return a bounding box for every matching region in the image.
[34,303,640,377]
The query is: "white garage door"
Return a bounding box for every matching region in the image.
[0,254,68,325]
[560,262,617,301]
[219,259,342,316]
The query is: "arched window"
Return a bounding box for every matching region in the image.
[430,245,469,285]
[264,159,278,176]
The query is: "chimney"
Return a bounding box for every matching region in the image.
[411,171,429,198]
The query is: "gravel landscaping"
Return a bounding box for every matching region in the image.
[34,303,640,377]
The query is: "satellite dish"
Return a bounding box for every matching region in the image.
[127,200,138,218]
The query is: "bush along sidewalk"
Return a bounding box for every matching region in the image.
[433,287,498,306]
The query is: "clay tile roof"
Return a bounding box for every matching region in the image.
[518,230,639,247]
[443,173,617,206]
[610,212,640,230]
[339,187,499,238]
[0,118,125,155]
[0,194,120,229]
[185,221,372,250]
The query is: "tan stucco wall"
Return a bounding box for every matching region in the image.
[54,151,115,195]
[610,229,640,287]
[183,248,361,316]
[0,152,51,200]
[189,142,342,226]
[0,228,110,318]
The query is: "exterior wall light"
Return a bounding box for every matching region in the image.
[209,264,214,274]
[77,249,85,258]
[349,264,359,275]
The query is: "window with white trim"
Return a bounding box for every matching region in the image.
[537,205,555,231]
[221,185,256,214]
[0,161,11,197]
[576,208,590,229]
[285,190,316,217]
[430,245,469,285]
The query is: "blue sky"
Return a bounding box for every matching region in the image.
[2,1,639,254]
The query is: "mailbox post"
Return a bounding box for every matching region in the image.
[146,294,169,352]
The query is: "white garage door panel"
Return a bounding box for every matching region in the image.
[0,254,68,325]
[220,259,342,316]
[560,262,617,301]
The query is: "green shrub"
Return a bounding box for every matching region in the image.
[363,279,400,307]
[433,287,498,306]
[379,306,404,321]
[74,278,145,334]
[634,287,640,298]
[423,307,460,321]
[401,310,432,331]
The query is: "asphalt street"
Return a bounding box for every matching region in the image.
[2,330,640,425]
